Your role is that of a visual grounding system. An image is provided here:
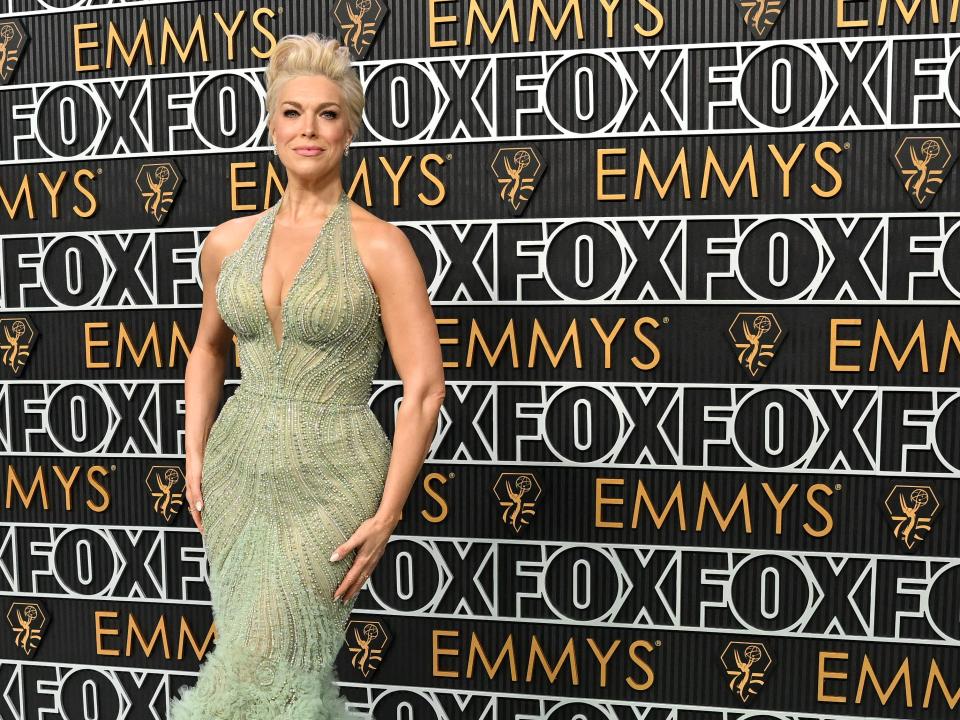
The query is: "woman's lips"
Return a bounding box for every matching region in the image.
[294,148,323,156]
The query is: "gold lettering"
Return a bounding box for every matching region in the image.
[74,169,99,217]
[701,145,758,199]
[95,611,121,656]
[160,16,209,65]
[38,171,69,219]
[467,632,518,680]
[592,318,627,368]
[760,482,797,535]
[837,0,869,29]
[250,8,277,58]
[595,477,625,529]
[177,617,217,660]
[87,466,111,512]
[869,319,928,372]
[626,639,655,690]
[213,11,245,60]
[116,323,164,367]
[53,466,81,512]
[635,147,691,200]
[0,175,32,219]
[632,317,661,369]
[598,0,619,37]
[767,143,805,197]
[526,636,579,683]
[586,638,621,687]
[529,0,584,41]
[126,614,170,658]
[437,318,459,368]
[696,482,751,533]
[433,629,460,677]
[429,0,459,47]
[6,466,50,509]
[813,141,844,198]
[85,322,111,369]
[855,654,913,707]
[818,650,849,702]
[804,484,834,537]
[379,155,415,205]
[422,472,449,522]
[419,154,447,205]
[878,0,938,24]
[924,658,960,709]
[466,0,519,43]
[941,320,960,372]
[74,22,100,71]
[107,19,153,68]
[830,318,862,371]
[634,479,686,530]
[528,319,582,367]
[634,0,665,36]
[597,148,628,200]
[468,320,520,367]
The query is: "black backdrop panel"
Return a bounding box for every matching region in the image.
[1,1,958,718]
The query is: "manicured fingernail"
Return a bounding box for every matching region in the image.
[196,501,203,511]
[329,551,340,562]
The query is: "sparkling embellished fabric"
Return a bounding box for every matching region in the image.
[169,191,390,719]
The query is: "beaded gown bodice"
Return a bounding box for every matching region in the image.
[168,190,391,720]
[216,190,384,405]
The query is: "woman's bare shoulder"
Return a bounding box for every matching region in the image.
[346,201,421,290]
[348,201,409,252]
[201,209,269,266]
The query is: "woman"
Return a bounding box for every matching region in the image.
[170,34,445,718]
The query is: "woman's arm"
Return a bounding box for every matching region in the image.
[372,244,446,527]
[184,222,244,534]
[331,222,445,601]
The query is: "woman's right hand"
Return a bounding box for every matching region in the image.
[184,463,205,535]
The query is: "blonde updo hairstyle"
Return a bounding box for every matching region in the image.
[264,33,364,147]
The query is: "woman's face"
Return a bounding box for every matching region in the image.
[269,74,352,172]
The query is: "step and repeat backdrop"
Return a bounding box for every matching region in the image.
[2,0,960,718]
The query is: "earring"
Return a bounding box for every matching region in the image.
[344,144,349,156]
[273,147,278,155]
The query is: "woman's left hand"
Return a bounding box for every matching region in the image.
[330,514,396,603]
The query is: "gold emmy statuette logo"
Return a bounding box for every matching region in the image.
[135,161,183,224]
[734,0,787,39]
[0,20,28,85]
[146,466,187,522]
[884,484,941,551]
[345,619,391,677]
[0,316,37,377]
[890,136,956,209]
[6,600,49,656]
[490,145,546,216]
[332,0,388,60]
[720,641,772,702]
[492,472,542,533]
[726,311,786,379]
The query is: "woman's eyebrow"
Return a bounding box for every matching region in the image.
[281,101,342,109]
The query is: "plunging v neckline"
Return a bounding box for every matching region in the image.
[258,191,347,357]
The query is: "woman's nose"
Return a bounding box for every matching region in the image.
[300,116,319,136]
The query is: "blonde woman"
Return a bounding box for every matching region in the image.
[170,34,445,717]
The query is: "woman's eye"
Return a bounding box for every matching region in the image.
[282,110,336,118]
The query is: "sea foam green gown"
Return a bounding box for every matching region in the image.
[169,190,391,719]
